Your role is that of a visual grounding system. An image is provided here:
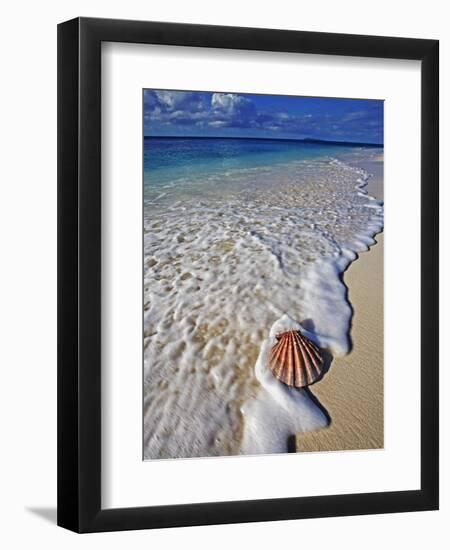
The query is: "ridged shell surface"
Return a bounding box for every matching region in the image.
[269,330,324,388]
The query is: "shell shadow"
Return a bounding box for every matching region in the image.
[303,387,331,425]
[285,319,334,451]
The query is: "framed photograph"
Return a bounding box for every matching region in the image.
[57,17,439,532]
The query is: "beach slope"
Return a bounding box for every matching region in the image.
[297,157,384,452]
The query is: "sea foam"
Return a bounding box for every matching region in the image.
[143,152,383,459]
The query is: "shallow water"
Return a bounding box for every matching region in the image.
[143,139,383,459]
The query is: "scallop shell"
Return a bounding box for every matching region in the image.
[269,330,324,388]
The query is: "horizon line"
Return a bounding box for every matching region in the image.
[143,135,383,147]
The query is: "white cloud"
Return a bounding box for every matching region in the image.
[208,120,227,128]
[211,93,254,115]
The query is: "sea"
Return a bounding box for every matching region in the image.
[143,137,383,459]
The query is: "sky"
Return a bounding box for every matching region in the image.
[143,90,384,144]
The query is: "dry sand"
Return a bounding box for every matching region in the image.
[297,157,384,452]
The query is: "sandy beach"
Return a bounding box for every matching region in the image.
[297,156,384,452]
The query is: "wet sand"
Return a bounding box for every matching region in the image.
[296,157,384,452]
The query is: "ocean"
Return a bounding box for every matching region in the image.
[143,137,383,459]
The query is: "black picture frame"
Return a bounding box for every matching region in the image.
[57,17,439,533]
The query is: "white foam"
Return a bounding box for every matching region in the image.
[143,152,383,459]
[240,315,329,455]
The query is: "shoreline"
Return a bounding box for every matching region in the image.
[296,156,384,452]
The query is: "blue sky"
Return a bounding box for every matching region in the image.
[144,90,383,144]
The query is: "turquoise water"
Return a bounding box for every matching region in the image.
[143,137,377,191]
